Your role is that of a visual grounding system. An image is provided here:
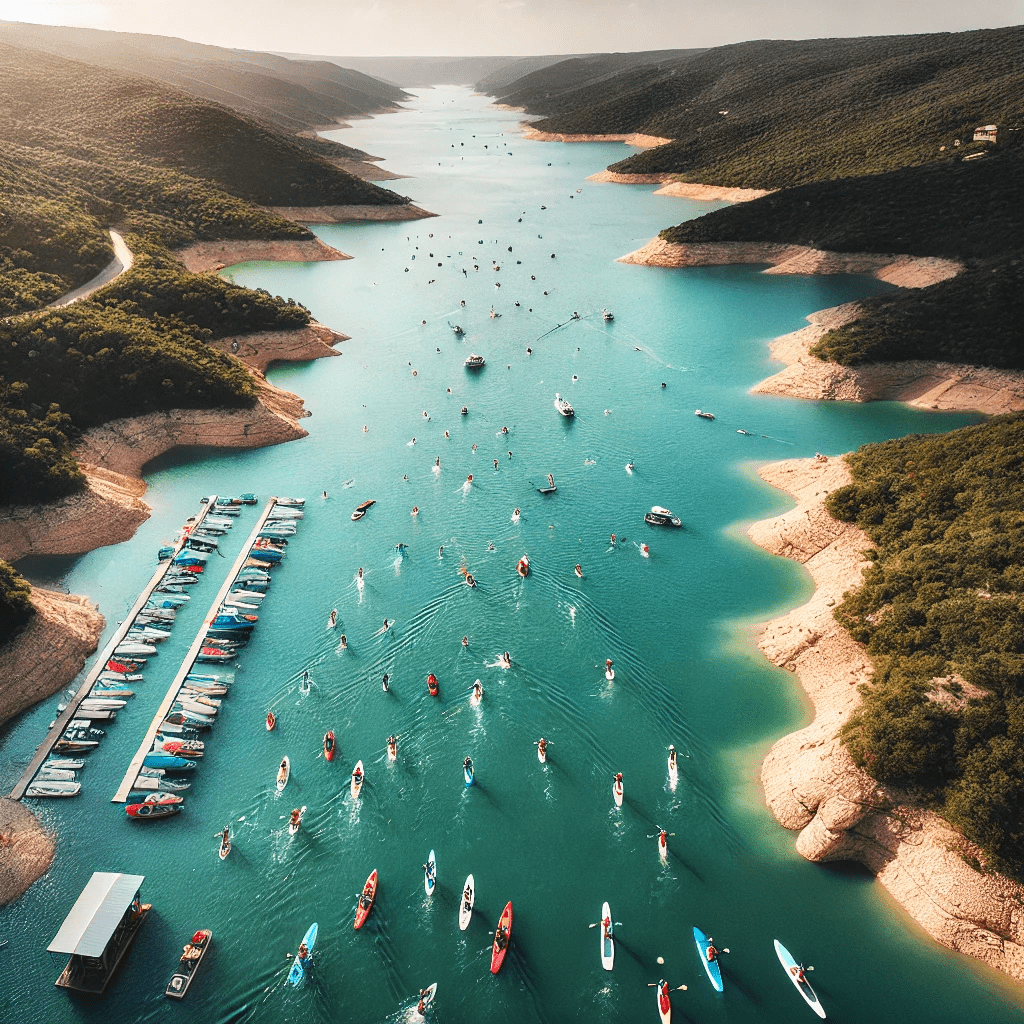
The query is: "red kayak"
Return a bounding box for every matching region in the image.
[490,901,513,974]
[354,869,378,929]
[427,673,439,696]
[107,658,141,674]
[324,731,335,761]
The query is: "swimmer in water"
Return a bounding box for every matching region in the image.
[382,673,390,692]
[358,567,364,579]
[411,506,419,516]
[363,425,368,432]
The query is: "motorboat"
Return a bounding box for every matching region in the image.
[276,496,304,507]
[694,409,715,420]
[165,929,212,1000]
[25,780,81,797]
[35,767,77,782]
[553,393,575,418]
[114,641,157,657]
[461,406,469,415]
[464,353,486,369]
[602,308,614,321]
[644,506,683,528]
[126,795,183,820]
[132,775,191,794]
[351,500,376,521]
[516,556,529,578]
[43,758,85,771]
[451,324,465,335]
[53,739,99,753]
[143,754,197,772]
[98,671,143,684]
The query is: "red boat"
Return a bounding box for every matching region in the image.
[157,740,203,758]
[490,901,513,974]
[427,673,439,696]
[126,794,183,820]
[266,711,276,731]
[324,731,335,761]
[106,658,141,674]
[354,869,378,929]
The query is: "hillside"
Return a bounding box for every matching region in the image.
[488,28,1024,189]
[0,21,409,134]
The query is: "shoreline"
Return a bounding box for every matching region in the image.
[264,203,436,224]
[521,127,673,149]
[175,237,351,273]
[587,170,771,202]
[749,456,1024,982]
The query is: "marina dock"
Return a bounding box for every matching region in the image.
[10,497,220,800]
[111,498,280,803]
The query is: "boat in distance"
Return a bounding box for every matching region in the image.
[644,506,682,527]
[553,393,575,417]
[165,929,212,999]
[464,353,486,368]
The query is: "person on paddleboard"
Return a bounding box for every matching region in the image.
[289,808,301,830]
[668,744,677,770]
[297,942,311,967]
[417,989,430,1013]
[382,673,390,692]
[473,680,483,701]
[358,567,363,578]
[706,942,719,962]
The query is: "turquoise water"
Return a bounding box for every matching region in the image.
[2,87,1020,1023]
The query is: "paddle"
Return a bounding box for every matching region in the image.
[647,982,688,991]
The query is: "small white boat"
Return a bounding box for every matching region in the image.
[602,308,614,321]
[25,780,81,798]
[35,767,77,781]
[695,409,715,420]
[464,353,486,369]
[553,393,575,418]
[276,756,290,792]
[43,758,85,771]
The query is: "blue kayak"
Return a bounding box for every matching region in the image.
[464,758,475,787]
[287,922,318,986]
[143,754,196,772]
[693,926,724,992]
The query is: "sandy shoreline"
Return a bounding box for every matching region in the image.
[587,170,771,202]
[265,203,436,224]
[522,128,673,148]
[175,237,351,273]
[749,456,1024,980]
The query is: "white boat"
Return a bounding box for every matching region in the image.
[43,759,85,771]
[76,697,128,710]
[553,393,575,418]
[459,874,475,931]
[464,353,486,368]
[98,672,143,684]
[694,409,715,420]
[35,767,77,781]
[645,506,683,528]
[114,641,157,656]
[25,780,81,798]
[276,756,290,792]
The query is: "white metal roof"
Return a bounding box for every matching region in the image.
[48,872,145,957]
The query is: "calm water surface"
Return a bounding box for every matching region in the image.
[2,87,1020,1024]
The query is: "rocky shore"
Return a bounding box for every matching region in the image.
[587,170,771,202]
[522,128,672,148]
[750,456,1024,981]
[175,237,351,273]
[265,204,436,223]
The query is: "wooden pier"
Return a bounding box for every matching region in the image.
[10,497,219,800]
[111,498,279,803]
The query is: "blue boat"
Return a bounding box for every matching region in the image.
[287,922,318,986]
[143,754,197,772]
[693,926,724,992]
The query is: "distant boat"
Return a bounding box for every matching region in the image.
[553,393,575,418]
[451,324,465,335]
[695,409,715,420]
[602,308,614,321]
[351,500,376,521]
[516,556,530,578]
[644,506,683,528]
[464,353,486,368]
[537,474,557,494]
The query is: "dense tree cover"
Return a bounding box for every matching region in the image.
[0,303,258,429]
[660,147,1024,261]
[811,257,1024,367]
[95,239,310,338]
[829,415,1024,876]
[0,557,35,648]
[487,28,1024,189]
[0,380,83,504]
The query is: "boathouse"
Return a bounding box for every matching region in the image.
[973,124,998,143]
[48,872,149,993]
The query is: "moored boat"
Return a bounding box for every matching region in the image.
[553,393,575,418]
[126,796,182,820]
[25,780,81,797]
[464,353,486,368]
[644,506,682,528]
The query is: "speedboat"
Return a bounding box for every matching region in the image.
[553,393,575,417]
[464,353,486,369]
[694,409,715,420]
[276,496,304,507]
[451,324,465,335]
[602,308,614,321]
[132,775,191,794]
[644,506,683,528]
[126,795,183,820]
[351,500,376,521]
[461,406,469,415]
[165,929,213,1000]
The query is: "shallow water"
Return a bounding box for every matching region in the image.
[2,87,1020,1023]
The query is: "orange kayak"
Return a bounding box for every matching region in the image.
[323,730,335,761]
[427,673,439,696]
[354,869,378,929]
[490,901,513,974]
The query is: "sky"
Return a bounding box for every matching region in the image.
[0,0,1020,56]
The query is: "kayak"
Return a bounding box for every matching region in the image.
[600,901,614,971]
[354,870,378,930]
[387,737,397,762]
[287,922,317,986]
[424,850,436,895]
[288,805,306,836]
[323,731,335,761]
[351,760,364,799]
[427,672,439,696]
[537,740,547,764]
[612,775,623,807]
[774,940,826,1018]
[218,830,231,860]
[459,874,474,931]
[657,979,672,1024]
[693,926,724,992]
[464,758,475,787]
[266,711,276,731]
[490,901,513,974]
[276,756,290,792]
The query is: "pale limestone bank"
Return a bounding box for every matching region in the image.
[750,456,1024,982]
[265,204,436,224]
[175,237,351,273]
[522,128,673,148]
[587,170,770,202]
[207,321,347,374]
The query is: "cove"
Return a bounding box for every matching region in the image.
[2,86,1019,1024]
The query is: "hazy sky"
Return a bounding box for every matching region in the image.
[1,0,1020,56]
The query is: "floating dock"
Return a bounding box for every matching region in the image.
[111,498,279,803]
[10,497,219,800]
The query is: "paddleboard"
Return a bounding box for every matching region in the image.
[351,760,364,799]
[287,922,317,985]
[537,740,547,764]
[354,869,378,930]
[424,850,436,895]
[668,748,678,789]
[459,874,474,931]
[600,901,614,971]
[605,668,615,681]
[490,901,513,974]
[612,775,623,807]
[464,758,475,787]
[775,939,826,1018]
[387,737,397,762]
[218,831,231,861]
[327,609,337,629]
[288,805,306,836]
[276,756,289,792]
[657,979,671,1024]
[693,926,724,992]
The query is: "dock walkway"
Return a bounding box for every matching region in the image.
[112,498,279,803]
[10,496,219,800]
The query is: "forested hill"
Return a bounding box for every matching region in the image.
[486,27,1024,188]
[0,20,410,134]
